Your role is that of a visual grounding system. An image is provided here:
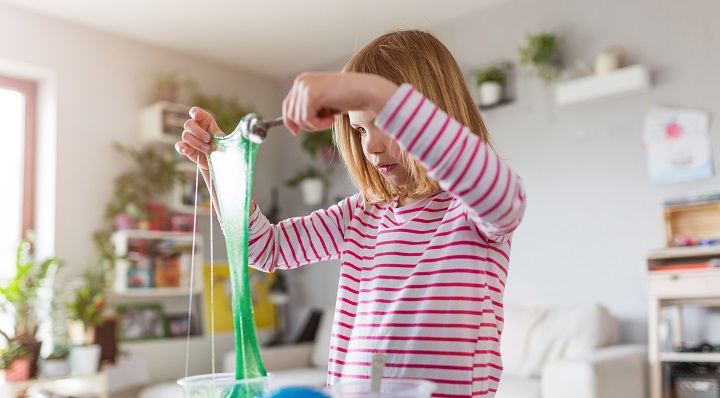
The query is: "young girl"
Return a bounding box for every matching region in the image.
[177,29,525,398]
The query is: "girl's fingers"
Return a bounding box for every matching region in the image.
[282,89,300,135]
[182,129,211,153]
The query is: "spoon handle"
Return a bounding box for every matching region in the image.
[265,116,284,128]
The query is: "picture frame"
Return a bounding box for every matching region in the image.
[166,314,191,338]
[116,303,167,341]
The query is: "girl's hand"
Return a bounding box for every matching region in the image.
[282,72,398,135]
[175,107,225,170]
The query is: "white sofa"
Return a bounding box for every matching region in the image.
[497,303,647,398]
[225,304,647,398]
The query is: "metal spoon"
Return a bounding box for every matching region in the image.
[239,113,284,144]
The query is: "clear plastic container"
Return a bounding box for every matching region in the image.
[330,378,436,398]
[177,372,272,398]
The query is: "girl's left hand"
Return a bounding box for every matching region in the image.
[282,72,398,135]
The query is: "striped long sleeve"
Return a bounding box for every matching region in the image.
[376,83,526,242]
[245,84,526,397]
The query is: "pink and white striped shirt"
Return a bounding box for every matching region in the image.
[248,84,526,397]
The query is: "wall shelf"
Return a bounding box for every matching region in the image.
[554,64,651,106]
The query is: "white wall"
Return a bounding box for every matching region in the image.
[439,0,720,342]
[273,0,720,344]
[0,3,282,275]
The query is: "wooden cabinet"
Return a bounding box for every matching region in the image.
[111,229,203,295]
[647,246,720,398]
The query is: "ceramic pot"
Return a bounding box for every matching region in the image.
[69,344,101,376]
[18,339,42,378]
[40,358,71,378]
[478,82,503,106]
[300,178,324,207]
[5,358,30,382]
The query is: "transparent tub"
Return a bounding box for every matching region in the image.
[177,372,272,398]
[330,378,436,398]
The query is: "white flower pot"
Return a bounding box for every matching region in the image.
[69,344,101,376]
[478,81,503,106]
[40,359,71,378]
[300,178,324,207]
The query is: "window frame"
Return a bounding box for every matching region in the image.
[0,75,37,239]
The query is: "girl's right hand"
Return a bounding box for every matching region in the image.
[175,107,225,170]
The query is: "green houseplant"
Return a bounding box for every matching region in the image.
[65,265,108,346]
[301,129,338,164]
[475,67,506,107]
[105,142,182,229]
[150,71,197,103]
[191,93,254,135]
[518,32,562,83]
[0,239,62,378]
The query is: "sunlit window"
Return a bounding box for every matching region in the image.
[0,76,35,281]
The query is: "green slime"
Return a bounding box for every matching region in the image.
[207,117,267,398]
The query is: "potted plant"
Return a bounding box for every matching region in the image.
[191,93,254,134]
[66,265,108,346]
[64,264,108,376]
[475,67,506,107]
[518,32,563,83]
[285,166,330,207]
[0,238,62,378]
[0,338,28,382]
[150,71,197,103]
[301,129,338,164]
[105,143,182,230]
[39,345,70,378]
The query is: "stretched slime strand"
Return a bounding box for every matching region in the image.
[207,115,266,397]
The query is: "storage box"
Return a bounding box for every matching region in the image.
[664,200,720,247]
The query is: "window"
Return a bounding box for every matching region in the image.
[0,76,36,280]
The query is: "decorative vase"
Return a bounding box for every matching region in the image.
[69,344,102,376]
[300,178,324,207]
[478,82,503,106]
[5,358,30,382]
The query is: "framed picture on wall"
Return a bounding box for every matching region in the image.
[166,314,191,338]
[117,303,167,341]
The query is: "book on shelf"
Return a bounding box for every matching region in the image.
[649,260,720,272]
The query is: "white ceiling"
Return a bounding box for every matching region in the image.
[0,0,503,80]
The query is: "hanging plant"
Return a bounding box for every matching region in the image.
[518,32,562,83]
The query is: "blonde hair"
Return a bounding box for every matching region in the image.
[335,29,491,204]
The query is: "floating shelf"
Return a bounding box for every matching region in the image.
[554,64,651,106]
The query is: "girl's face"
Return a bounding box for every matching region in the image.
[348,110,410,187]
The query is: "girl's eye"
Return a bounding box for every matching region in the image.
[355,127,367,136]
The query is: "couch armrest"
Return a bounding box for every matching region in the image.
[260,343,315,371]
[223,343,315,373]
[541,344,647,398]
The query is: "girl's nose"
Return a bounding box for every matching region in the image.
[364,130,386,154]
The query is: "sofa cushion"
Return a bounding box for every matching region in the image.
[501,306,546,377]
[495,376,541,398]
[518,303,619,377]
[268,367,328,390]
[311,307,335,368]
